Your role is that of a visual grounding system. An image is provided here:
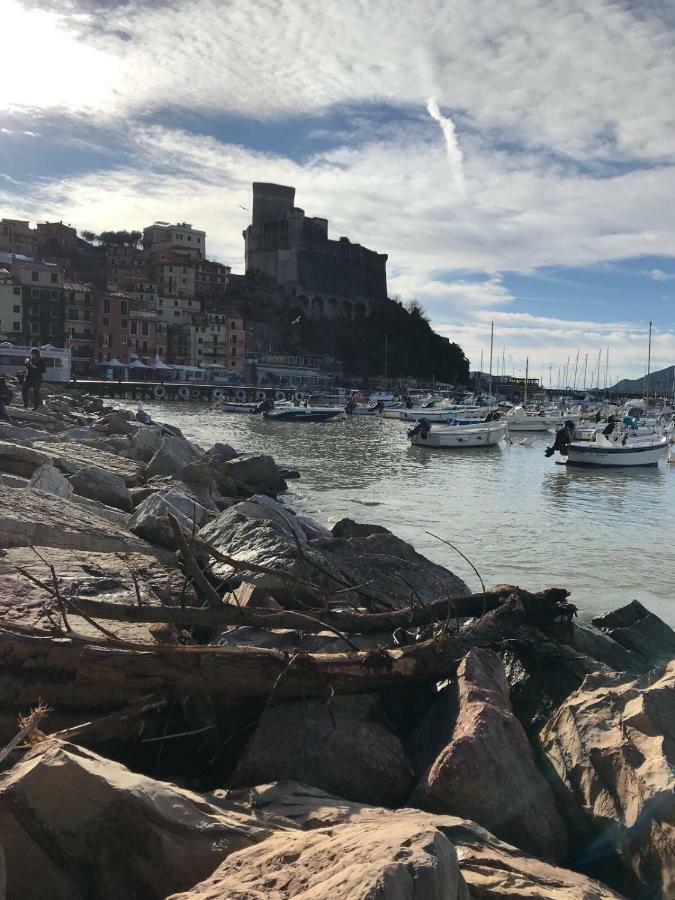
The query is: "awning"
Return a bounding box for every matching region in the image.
[127,358,149,369]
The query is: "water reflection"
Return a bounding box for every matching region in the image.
[120,402,675,625]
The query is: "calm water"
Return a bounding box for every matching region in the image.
[125,402,675,626]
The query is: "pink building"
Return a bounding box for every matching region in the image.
[94,290,160,366]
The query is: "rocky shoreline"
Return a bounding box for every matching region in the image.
[0,386,673,898]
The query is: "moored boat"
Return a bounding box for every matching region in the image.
[547,423,669,467]
[407,417,507,448]
[263,405,344,423]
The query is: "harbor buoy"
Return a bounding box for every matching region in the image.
[212,388,223,400]
[275,390,285,401]
[236,389,247,401]
[256,390,266,401]
[294,391,303,401]
[191,388,200,401]
[153,385,167,400]
[177,386,190,400]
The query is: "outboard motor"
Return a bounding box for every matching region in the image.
[545,419,576,457]
[484,410,501,422]
[405,396,414,409]
[622,415,638,431]
[407,418,432,440]
[345,398,357,415]
[255,397,274,414]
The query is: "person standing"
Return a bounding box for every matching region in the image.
[23,348,46,411]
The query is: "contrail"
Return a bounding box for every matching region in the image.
[426,97,465,194]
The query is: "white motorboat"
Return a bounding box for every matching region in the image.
[407,417,507,448]
[221,401,259,413]
[552,429,669,467]
[508,406,580,432]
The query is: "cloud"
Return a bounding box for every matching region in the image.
[645,267,675,281]
[426,98,465,194]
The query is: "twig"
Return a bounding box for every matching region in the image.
[0,702,51,766]
[168,513,223,609]
[141,723,218,743]
[424,530,487,617]
[28,549,71,632]
[198,537,324,593]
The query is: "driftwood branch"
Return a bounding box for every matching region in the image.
[0,702,50,766]
[167,513,223,609]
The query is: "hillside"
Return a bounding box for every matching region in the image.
[610,365,675,395]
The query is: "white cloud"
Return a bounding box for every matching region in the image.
[645,268,675,281]
[426,98,465,195]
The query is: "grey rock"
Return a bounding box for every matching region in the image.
[68,465,133,512]
[130,490,210,549]
[128,425,162,462]
[592,600,675,668]
[146,435,202,478]
[0,423,50,444]
[231,699,413,806]
[33,441,146,486]
[0,440,53,478]
[29,464,74,499]
[221,453,287,496]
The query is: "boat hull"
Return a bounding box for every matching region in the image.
[508,414,580,432]
[410,423,507,448]
[263,407,344,423]
[566,439,668,466]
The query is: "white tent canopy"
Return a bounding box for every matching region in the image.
[153,358,173,370]
[127,358,149,369]
[105,358,124,367]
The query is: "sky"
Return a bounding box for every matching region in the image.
[2,0,675,384]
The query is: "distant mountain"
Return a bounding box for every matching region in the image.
[610,365,675,395]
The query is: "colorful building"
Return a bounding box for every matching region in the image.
[11,258,65,347]
[0,268,23,343]
[64,281,95,375]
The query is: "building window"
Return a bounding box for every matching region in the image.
[198,337,203,345]
[13,322,20,332]
[231,321,236,329]
[121,319,128,329]
[232,334,237,343]
[142,341,148,352]
[31,322,40,334]
[103,316,109,327]
[51,273,57,284]
[13,286,20,296]
[174,311,180,317]
[51,290,60,299]
[120,301,128,316]
[103,298,110,314]
[131,321,137,334]
[13,305,20,314]
[84,310,91,321]
[51,307,59,319]
[31,271,39,281]
[31,303,40,315]
[120,336,127,345]
[141,321,149,336]
[31,288,39,299]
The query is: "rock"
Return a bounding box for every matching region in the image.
[204,441,238,463]
[332,517,389,538]
[146,434,202,479]
[0,740,273,900]
[0,440,53,478]
[28,463,74,499]
[411,648,568,862]
[0,473,28,489]
[231,698,413,806]
[95,409,138,435]
[221,782,625,900]
[0,486,162,555]
[0,843,4,900]
[67,493,131,528]
[592,600,675,668]
[128,425,162,462]
[541,662,675,898]
[169,812,469,900]
[42,425,100,444]
[0,546,190,645]
[200,495,468,608]
[33,441,146,486]
[68,465,133,512]
[0,423,50,444]
[130,490,211,549]
[549,622,644,673]
[103,435,132,454]
[220,453,287,496]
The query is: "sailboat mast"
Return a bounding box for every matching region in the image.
[582,353,588,392]
[524,356,529,403]
[646,321,652,400]
[488,321,494,399]
[384,333,388,384]
[604,347,609,396]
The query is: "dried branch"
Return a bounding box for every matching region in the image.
[0,702,51,766]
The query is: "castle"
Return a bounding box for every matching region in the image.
[242,183,388,320]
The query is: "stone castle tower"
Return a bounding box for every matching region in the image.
[242,183,387,319]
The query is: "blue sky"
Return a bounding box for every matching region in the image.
[2,0,675,382]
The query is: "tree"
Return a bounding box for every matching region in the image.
[80,230,97,243]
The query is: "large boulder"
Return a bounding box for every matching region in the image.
[0,485,161,555]
[169,813,469,900]
[220,453,287,496]
[0,423,50,444]
[128,425,162,462]
[94,410,138,436]
[592,600,675,668]
[68,465,133,512]
[146,435,203,479]
[231,698,413,807]
[29,463,74,499]
[0,740,273,900]
[130,490,211,549]
[220,782,625,900]
[33,441,146,486]
[199,497,468,608]
[411,648,568,862]
[541,662,675,898]
[0,440,52,478]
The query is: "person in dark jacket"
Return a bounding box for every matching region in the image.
[22,348,46,411]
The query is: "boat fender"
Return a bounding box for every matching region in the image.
[235,389,247,401]
[177,386,190,400]
[275,390,285,400]
[153,385,167,400]
[256,390,266,401]
[191,389,200,401]
[294,391,304,401]
[212,388,223,400]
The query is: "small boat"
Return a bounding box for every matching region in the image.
[220,401,259,413]
[263,405,344,423]
[508,406,581,432]
[554,429,669,467]
[407,417,507,448]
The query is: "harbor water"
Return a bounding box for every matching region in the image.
[126,402,675,626]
